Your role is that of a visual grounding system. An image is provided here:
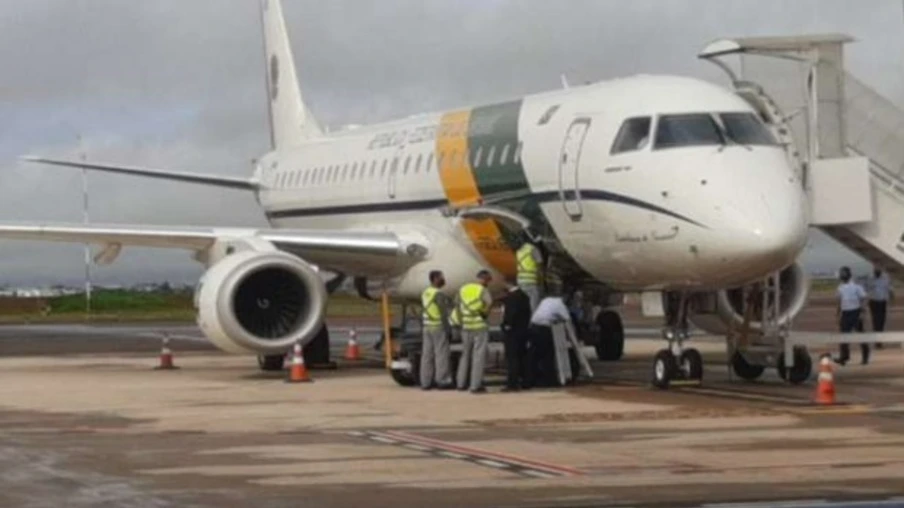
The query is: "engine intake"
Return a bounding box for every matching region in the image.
[195,250,327,354]
[688,262,810,335]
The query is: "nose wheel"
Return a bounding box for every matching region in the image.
[652,347,703,389]
[652,292,703,389]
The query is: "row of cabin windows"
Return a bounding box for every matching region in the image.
[273,141,523,189]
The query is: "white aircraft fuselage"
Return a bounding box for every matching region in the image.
[254,75,808,299]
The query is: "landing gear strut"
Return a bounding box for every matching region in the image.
[652,292,703,389]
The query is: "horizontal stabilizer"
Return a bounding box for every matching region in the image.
[21,156,258,190]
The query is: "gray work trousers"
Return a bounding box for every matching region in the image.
[457,328,490,391]
[420,327,451,388]
[521,283,541,312]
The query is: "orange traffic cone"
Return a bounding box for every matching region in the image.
[154,334,179,370]
[344,328,361,361]
[286,343,311,383]
[815,354,835,405]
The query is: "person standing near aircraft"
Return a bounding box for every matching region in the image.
[836,266,869,365]
[516,233,544,311]
[420,270,454,390]
[526,293,575,387]
[500,284,532,392]
[455,270,494,394]
[868,266,893,349]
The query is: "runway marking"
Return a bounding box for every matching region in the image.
[476,459,510,469]
[350,430,581,478]
[383,429,583,476]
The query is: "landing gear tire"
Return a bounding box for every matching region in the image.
[679,348,703,382]
[652,349,678,389]
[595,310,625,361]
[730,351,765,381]
[257,354,285,372]
[777,347,812,385]
[390,351,421,387]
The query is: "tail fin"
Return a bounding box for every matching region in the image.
[260,0,322,149]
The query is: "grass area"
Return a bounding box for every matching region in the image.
[0,289,396,324]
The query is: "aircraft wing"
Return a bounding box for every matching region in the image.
[20,156,258,190]
[0,222,427,277]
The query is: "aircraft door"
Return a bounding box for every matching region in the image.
[558,117,591,220]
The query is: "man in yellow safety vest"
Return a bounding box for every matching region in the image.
[455,269,494,393]
[516,233,544,311]
[420,270,454,390]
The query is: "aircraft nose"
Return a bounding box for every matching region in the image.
[720,186,808,274]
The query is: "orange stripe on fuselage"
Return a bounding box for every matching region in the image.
[436,110,516,279]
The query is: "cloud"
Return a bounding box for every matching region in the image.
[1,0,901,284]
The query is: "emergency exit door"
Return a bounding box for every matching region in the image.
[558,117,591,220]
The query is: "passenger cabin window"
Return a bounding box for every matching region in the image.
[610,117,652,154]
[403,155,411,174]
[370,160,377,178]
[414,154,422,173]
[719,112,777,146]
[513,142,523,164]
[351,162,358,180]
[654,114,724,150]
[486,145,496,167]
[500,144,510,165]
[473,146,483,168]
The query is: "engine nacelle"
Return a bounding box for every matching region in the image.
[687,262,810,335]
[195,250,327,354]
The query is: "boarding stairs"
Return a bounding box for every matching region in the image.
[695,35,904,379]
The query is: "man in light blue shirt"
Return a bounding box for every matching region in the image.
[868,267,893,349]
[836,266,869,365]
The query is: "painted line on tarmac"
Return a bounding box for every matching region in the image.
[382,429,583,477]
[349,430,580,478]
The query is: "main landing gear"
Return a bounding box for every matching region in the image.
[256,324,332,372]
[652,293,703,389]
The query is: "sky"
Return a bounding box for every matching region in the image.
[2,0,903,286]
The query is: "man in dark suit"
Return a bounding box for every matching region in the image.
[500,284,532,392]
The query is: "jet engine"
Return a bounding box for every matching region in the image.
[194,249,327,354]
[687,262,811,335]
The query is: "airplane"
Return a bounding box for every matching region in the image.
[6,0,810,388]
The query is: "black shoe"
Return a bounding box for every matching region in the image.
[437,384,455,390]
[835,357,848,366]
[501,386,520,393]
[470,387,487,394]
[862,358,870,365]
[457,386,468,391]
[421,385,434,391]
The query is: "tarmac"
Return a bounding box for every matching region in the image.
[1,320,903,508]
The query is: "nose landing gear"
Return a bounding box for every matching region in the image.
[652,292,704,389]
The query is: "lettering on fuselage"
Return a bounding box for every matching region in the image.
[615,226,680,243]
[604,165,631,173]
[366,124,439,150]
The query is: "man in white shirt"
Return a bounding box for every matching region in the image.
[836,266,869,365]
[868,267,893,348]
[525,295,574,387]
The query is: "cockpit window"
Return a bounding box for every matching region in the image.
[654,114,724,149]
[610,117,651,154]
[719,112,777,146]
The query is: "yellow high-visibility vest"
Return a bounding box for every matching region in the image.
[421,287,442,328]
[458,283,489,331]
[517,244,539,284]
